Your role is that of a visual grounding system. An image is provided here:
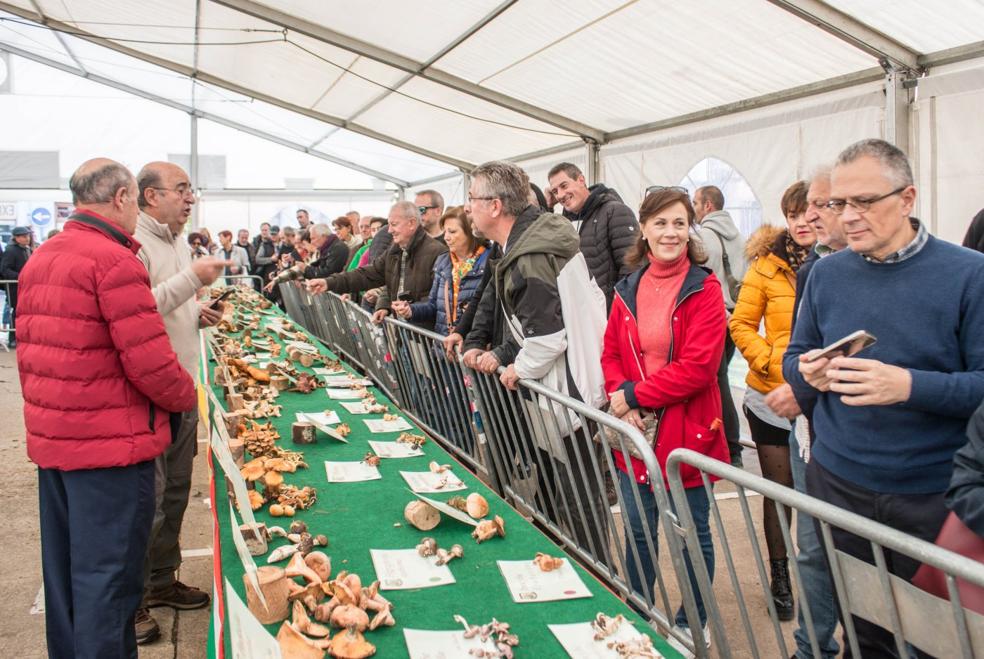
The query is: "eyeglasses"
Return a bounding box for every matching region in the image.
[826,186,907,214]
[152,184,195,199]
[417,205,438,215]
[645,185,689,196]
[466,196,497,204]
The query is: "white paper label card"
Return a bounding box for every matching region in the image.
[339,401,374,414]
[400,470,467,493]
[497,559,592,603]
[313,366,345,375]
[547,620,651,659]
[325,461,381,483]
[370,549,456,590]
[364,417,413,433]
[368,440,424,458]
[322,376,373,387]
[286,341,318,353]
[403,629,500,659]
[225,577,283,659]
[411,492,479,527]
[296,411,340,426]
[326,388,366,399]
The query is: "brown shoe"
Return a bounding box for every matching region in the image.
[145,580,211,610]
[135,607,160,645]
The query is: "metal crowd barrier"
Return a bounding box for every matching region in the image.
[666,448,984,658]
[1,279,15,352]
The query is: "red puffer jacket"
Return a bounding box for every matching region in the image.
[602,263,729,489]
[16,211,197,470]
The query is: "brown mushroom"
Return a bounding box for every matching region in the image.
[290,521,308,534]
[329,604,369,632]
[241,459,267,481]
[305,551,332,582]
[465,492,489,519]
[327,626,376,659]
[435,544,464,566]
[292,600,331,638]
[368,604,395,631]
[286,551,322,584]
[404,500,440,531]
[472,515,506,543]
[416,537,438,557]
[247,490,266,511]
[275,621,325,659]
[533,552,564,572]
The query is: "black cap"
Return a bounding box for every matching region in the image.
[12,226,31,236]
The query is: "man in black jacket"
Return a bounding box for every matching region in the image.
[1,226,33,347]
[304,223,349,279]
[547,162,638,309]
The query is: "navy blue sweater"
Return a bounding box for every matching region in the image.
[783,235,984,494]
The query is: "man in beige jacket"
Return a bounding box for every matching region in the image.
[133,161,229,643]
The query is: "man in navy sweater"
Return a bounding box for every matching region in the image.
[783,138,984,658]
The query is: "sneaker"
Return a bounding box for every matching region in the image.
[145,580,211,610]
[135,607,160,645]
[666,623,710,658]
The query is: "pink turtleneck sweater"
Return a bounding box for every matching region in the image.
[638,251,690,375]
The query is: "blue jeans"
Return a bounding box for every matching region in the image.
[618,473,713,627]
[790,427,840,659]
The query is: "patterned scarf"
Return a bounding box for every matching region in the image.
[448,246,486,326]
[781,231,812,273]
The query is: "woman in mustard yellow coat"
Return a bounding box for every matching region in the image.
[730,180,815,620]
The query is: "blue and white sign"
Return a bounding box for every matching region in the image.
[31,207,51,227]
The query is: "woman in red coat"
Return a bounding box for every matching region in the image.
[602,187,728,639]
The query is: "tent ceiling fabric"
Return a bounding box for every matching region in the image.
[2,0,983,185]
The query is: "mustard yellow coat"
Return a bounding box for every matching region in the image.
[729,226,797,394]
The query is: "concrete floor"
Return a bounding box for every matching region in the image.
[0,345,803,658]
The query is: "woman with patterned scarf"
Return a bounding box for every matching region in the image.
[730,180,816,621]
[402,206,488,336]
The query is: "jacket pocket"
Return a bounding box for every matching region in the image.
[678,417,718,483]
[148,402,156,432]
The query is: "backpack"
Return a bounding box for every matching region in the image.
[709,229,742,304]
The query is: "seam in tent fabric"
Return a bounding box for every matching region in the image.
[0,15,285,45]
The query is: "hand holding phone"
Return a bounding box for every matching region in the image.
[210,288,235,309]
[806,330,877,363]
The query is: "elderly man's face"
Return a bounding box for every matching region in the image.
[465,179,498,238]
[154,164,195,229]
[388,209,417,249]
[260,224,271,239]
[830,156,915,258]
[310,231,327,249]
[237,229,249,243]
[359,217,372,240]
[806,176,845,249]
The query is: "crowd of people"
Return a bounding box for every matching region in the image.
[6,137,984,659]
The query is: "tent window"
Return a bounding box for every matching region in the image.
[680,157,762,238]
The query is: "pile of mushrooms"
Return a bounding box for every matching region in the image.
[452,615,519,659]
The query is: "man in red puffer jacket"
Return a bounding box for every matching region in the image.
[16,158,197,659]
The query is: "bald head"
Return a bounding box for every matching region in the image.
[137,161,195,233]
[69,158,139,234]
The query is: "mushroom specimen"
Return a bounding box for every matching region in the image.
[428,461,451,473]
[275,621,325,659]
[415,537,438,557]
[435,544,464,566]
[327,626,376,659]
[471,515,506,543]
[590,613,625,640]
[465,492,489,519]
[533,552,564,572]
[292,600,331,638]
[404,501,441,531]
[329,605,369,632]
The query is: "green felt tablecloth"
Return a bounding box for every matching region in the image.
[207,302,681,658]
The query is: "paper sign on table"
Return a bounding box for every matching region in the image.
[364,417,413,433]
[325,461,381,483]
[497,559,592,603]
[370,549,456,590]
[547,620,653,659]
[367,440,423,458]
[400,470,467,493]
[410,492,479,527]
[298,413,349,443]
[313,366,345,376]
[339,401,381,415]
[286,341,318,353]
[326,388,367,400]
[295,411,340,426]
[225,577,282,659]
[228,503,266,609]
[403,629,499,659]
[322,375,373,387]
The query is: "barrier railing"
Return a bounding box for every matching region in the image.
[666,448,984,658]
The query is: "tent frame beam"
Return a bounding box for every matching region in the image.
[764,0,920,71]
[0,0,473,173]
[211,0,604,142]
[0,42,411,187]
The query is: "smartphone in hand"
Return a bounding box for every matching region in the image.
[807,330,877,362]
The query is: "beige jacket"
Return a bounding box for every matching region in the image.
[135,211,203,378]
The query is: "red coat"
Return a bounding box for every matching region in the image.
[16,211,197,470]
[602,263,729,489]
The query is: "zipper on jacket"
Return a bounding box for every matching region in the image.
[651,287,703,452]
[148,403,156,432]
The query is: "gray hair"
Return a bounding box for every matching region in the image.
[836,139,913,188]
[70,161,133,206]
[390,201,420,223]
[470,161,531,217]
[310,223,333,238]
[808,163,833,183]
[136,164,163,209]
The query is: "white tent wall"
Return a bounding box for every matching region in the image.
[599,81,885,230]
[408,175,466,210]
[914,57,984,245]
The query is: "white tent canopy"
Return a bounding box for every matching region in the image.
[2,0,983,240]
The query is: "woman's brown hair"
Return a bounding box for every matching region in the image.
[625,188,706,269]
[439,205,481,253]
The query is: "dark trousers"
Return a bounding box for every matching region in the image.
[717,330,741,461]
[806,459,948,659]
[144,411,198,592]
[39,460,156,659]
